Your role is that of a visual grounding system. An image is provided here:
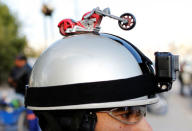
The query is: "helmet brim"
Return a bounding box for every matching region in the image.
[27,95,158,110]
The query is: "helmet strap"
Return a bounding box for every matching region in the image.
[79,111,97,131]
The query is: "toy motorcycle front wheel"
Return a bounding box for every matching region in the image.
[118,13,136,30]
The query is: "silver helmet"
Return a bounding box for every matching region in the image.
[25,33,158,110]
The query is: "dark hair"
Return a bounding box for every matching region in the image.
[34,110,97,131]
[16,54,27,61]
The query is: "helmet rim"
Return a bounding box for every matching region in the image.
[27,96,158,110]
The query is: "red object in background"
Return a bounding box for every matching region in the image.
[82,12,102,28]
[58,19,84,36]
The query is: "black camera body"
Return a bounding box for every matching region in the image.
[155,52,179,85]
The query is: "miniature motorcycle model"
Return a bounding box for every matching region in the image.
[58,7,136,36]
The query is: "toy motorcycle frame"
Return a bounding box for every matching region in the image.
[58,7,136,36]
[83,7,136,30]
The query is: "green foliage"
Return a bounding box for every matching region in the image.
[0,3,27,83]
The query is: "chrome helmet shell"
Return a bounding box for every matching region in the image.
[26,33,158,110]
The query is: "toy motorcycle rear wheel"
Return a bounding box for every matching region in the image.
[118,13,136,30]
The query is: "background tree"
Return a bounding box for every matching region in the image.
[0,3,27,83]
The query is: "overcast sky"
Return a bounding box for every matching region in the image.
[2,0,192,58]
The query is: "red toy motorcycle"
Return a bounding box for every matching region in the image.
[58,7,136,36]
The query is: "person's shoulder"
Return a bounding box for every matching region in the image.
[11,66,19,72]
[25,63,32,71]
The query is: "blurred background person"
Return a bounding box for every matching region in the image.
[8,54,32,96]
[7,54,39,131]
[179,61,186,96]
[179,61,192,97]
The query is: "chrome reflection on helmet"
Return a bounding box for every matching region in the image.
[25,33,160,110]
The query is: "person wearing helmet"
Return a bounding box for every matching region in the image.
[25,8,179,131]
